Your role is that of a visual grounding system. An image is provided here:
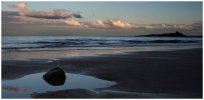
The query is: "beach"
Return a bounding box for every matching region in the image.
[2,48,202,98]
[2,1,203,98]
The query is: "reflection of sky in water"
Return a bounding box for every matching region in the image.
[2,44,201,60]
[2,72,116,98]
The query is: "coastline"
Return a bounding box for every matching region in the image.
[2,48,202,98]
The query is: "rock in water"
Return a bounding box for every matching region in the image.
[43,67,66,86]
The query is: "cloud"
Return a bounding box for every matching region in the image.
[64,19,82,26]
[72,12,82,18]
[189,22,202,29]
[11,15,64,24]
[142,23,193,30]
[91,19,135,29]
[92,20,107,28]
[53,9,68,18]
[109,20,134,28]
[8,12,201,31]
[5,2,202,32]
[9,2,28,10]
[8,2,82,20]
[186,22,202,34]
[9,2,28,15]
[23,9,70,19]
[91,19,195,30]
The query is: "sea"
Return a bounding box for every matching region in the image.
[2,36,202,60]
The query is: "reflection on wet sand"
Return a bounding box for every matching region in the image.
[2,86,32,94]
[2,45,200,60]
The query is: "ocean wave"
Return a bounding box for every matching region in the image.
[2,36,202,52]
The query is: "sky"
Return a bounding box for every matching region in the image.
[2,2,203,36]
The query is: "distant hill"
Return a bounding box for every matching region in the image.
[144,31,186,37]
[139,31,201,37]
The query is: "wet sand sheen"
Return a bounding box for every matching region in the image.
[2,48,202,98]
[2,72,116,98]
[2,44,200,60]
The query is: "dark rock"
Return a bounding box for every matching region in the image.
[43,67,66,86]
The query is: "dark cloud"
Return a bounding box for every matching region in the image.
[72,13,82,18]
[23,9,71,19]
[2,11,20,23]
[8,2,82,20]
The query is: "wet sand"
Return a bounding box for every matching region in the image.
[2,48,202,98]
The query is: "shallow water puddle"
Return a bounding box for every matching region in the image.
[2,72,116,98]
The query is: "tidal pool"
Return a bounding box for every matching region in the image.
[2,72,116,98]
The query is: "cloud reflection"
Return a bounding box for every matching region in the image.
[2,86,32,94]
